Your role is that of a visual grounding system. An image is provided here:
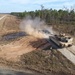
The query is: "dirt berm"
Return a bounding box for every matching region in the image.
[0,15,75,75]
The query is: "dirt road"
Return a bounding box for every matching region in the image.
[0,15,7,20]
[58,46,75,65]
[0,35,51,61]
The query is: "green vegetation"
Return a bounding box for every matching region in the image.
[11,8,75,35]
[11,8,75,25]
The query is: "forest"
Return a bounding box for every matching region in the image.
[11,8,75,25]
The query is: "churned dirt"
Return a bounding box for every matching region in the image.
[0,14,75,75]
[0,35,51,61]
[0,15,20,36]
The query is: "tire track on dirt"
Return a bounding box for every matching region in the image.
[0,15,6,20]
[67,45,75,55]
[50,49,71,71]
[58,48,75,65]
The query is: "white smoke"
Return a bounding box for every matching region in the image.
[20,16,54,39]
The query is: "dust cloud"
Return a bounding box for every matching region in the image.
[20,16,54,38]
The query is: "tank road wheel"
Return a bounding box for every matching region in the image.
[60,44,65,48]
[68,44,72,47]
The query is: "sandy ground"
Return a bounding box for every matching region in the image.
[0,15,6,20]
[0,14,7,17]
[0,15,20,36]
[0,35,51,61]
[0,14,75,75]
[0,66,43,75]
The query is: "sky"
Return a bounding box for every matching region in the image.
[0,0,75,13]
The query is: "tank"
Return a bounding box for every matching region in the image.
[50,33,73,47]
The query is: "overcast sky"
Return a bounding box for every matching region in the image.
[0,0,75,13]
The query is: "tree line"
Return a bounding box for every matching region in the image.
[11,8,75,25]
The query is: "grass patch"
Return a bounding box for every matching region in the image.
[20,49,75,74]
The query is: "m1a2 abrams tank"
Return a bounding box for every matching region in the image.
[50,33,73,48]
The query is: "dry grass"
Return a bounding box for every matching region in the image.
[53,24,75,36]
[0,49,75,75]
[20,49,75,75]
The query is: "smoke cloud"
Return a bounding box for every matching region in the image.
[20,16,54,38]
